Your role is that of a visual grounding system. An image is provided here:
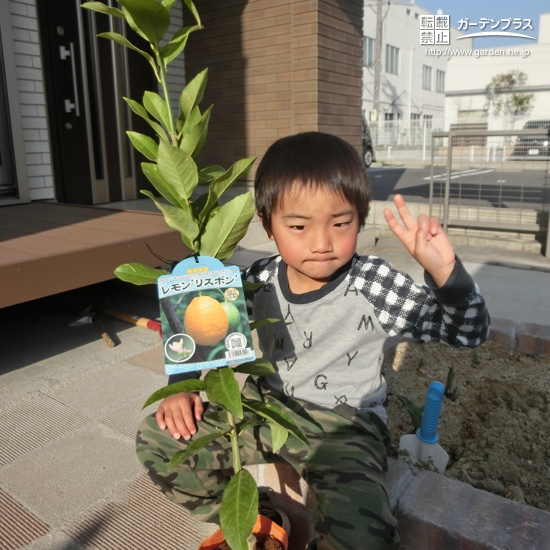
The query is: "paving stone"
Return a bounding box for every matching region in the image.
[0,422,143,528]
[100,396,158,440]
[395,470,550,550]
[0,488,50,549]
[20,530,84,550]
[516,322,550,356]
[45,361,165,420]
[0,391,89,467]
[62,474,216,550]
[124,345,165,375]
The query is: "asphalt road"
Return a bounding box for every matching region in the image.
[367,166,550,208]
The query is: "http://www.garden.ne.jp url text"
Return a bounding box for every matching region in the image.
[425,47,531,59]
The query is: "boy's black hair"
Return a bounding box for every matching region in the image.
[254,131,370,228]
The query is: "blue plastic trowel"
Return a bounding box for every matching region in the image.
[398,381,449,473]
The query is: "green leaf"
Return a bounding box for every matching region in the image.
[114,263,169,285]
[191,192,209,218]
[82,2,124,18]
[220,470,258,550]
[237,417,266,437]
[168,431,230,469]
[157,140,199,200]
[179,69,208,124]
[141,162,186,210]
[199,157,256,222]
[269,423,289,454]
[119,0,170,48]
[233,358,276,377]
[198,165,225,184]
[192,197,219,227]
[181,105,202,134]
[395,394,425,431]
[124,97,168,140]
[199,193,255,260]
[180,105,212,158]
[97,32,158,80]
[183,0,202,27]
[143,91,173,132]
[160,25,200,66]
[249,318,281,331]
[142,378,206,409]
[127,131,158,161]
[204,368,243,419]
[141,189,199,250]
[243,399,309,446]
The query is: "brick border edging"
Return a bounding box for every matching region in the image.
[387,459,550,550]
[488,316,550,356]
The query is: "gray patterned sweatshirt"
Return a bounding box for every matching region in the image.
[241,253,490,422]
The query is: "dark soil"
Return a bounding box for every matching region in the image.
[383,339,550,511]
[214,534,284,550]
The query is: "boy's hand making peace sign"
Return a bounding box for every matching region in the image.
[383,194,456,288]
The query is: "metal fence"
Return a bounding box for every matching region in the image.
[427,128,550,257]
[368,117,539,162]
[370,122,439,162]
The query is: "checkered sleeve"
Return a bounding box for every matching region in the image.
[241,255,281,317]
[350,254,490,347]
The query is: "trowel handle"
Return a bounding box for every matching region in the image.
[417,381,445,444]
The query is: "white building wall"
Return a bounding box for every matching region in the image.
[9,0,54,201]
[363,1,472,129]
[445,13,550,130]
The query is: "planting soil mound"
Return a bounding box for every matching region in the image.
[383,339,550,512]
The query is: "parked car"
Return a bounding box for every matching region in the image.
[513,120,550,158]
[362,120,375,167]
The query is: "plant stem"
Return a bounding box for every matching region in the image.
[227,412,242,473]
[156,52,177,144]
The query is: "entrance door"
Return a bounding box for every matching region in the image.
[38,0,154,204]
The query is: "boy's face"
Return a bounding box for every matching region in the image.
[262,185,360,294]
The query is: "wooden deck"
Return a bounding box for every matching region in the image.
[0,202,190,308]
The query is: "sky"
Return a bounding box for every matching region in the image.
[414,0,548,48]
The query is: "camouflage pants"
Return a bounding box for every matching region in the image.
[136,378,399,550]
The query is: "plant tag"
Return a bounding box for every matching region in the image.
[158,256,256,375]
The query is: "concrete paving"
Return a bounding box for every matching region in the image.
[1,230,549,549]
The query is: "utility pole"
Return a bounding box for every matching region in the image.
[372,0,383,123]
[408,46,414,129]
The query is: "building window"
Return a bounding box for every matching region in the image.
[407,8,411,15]
[436,69,445,93]
[386,44,399,75]
[363,36,375,68]
[422,65,432,90]
[423,114,433,129]
[411,113,421,128]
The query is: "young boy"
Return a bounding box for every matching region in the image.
[137,132,489,549]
